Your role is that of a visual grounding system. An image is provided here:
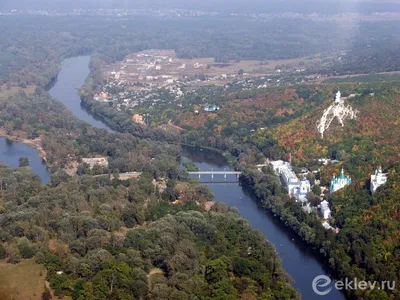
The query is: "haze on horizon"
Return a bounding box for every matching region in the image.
[2,0,400,14]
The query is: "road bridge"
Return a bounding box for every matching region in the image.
[188,170,242,182]
[188,171,242,175]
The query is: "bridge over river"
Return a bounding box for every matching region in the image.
[188,170,242,182]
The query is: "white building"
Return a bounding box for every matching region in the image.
[270,160,310,202]
[370,167,388,194]
[82,157,109,169]
[269,160,286,174]
[279,164,300,195]
[294,178,311,202]
[320,200,331,219]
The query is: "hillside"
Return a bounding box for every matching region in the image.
[326,163,400,298]
[175,82,400,180]
[247,83,400,177]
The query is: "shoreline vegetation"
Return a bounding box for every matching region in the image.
[0,130,47,162]
[182,161,199,172]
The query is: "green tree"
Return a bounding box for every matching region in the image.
[17,237,34,258]
[41,287,52,300]
[0,245,6,259]
[205,259,228,284]
[19,157,29,167]
[312,185,321,196]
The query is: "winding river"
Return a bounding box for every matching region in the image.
[48,56,112,131]
[6,56,345,299]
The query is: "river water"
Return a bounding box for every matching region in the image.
[0,137,50,184]
[3,56,345,299]
[182,146,346,300]
[48,56,112,131]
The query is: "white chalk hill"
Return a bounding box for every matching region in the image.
[317,91,358,138]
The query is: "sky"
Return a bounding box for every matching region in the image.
[2,0,400,14]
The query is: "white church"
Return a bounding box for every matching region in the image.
[370,167,388,194]
[293,178,312,202]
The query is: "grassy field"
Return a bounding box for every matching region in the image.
[0,259,46,300]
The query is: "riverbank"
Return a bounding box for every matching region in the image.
[0,129,47,162]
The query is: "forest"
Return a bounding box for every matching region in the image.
[144,81,400,182]
[0,164,298,300]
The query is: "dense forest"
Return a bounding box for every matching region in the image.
[2,15,400,89]
[0,165,298,299]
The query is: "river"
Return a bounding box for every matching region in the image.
[181,146,346,300]
[9,56,345,299]
[0,137,50,184]
[48,56,112,131]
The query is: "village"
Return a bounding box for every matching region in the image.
[92,49,323,125]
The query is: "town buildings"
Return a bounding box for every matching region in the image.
[370,166,388,194]
[330,168,352,193]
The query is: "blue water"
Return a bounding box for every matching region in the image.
[48,56,112,131]
[0,137,50,184]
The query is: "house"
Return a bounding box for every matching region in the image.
[132,114,145,125]
[280,165,300,195]
[204,105,219,112]
[370,166,388,194]
[82,157,109,169]
[330,168,352,193]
